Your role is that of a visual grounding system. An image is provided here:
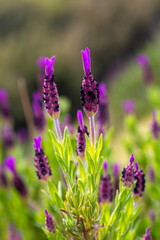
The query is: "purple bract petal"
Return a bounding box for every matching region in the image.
[122,100,135,114]
[4,156,16,173]
[45,56,55,78]
[33,135,42,151]
[77,110,84,129]
[81,48,91,77]
[135,161,139,171]
[103,161,108,172]
[130,153,134,164]
[37,56,45,68]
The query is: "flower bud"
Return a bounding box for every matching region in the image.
[44,209,56,233]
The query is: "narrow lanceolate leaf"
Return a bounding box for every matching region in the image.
[49,130,63,157]
[95,133,103,162]
[77,158,86,182]
[85,150,95,174]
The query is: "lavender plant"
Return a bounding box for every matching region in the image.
[34,48,148,240]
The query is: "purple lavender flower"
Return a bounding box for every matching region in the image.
[32,91,46,132]
[0,89,11,120]
[43,56,60,119]
[151,111,160,139]
[44,209,56,233]
[122,153,135,188]
[149,209,155,223]
[98,161,112,203]
[33,135,51,181]
[9,224,22,240]
[97,82,109,136]
[0,164,8,187]
[136,54,153,85]
[1,126,14,149]
[37,57,45,93]
[17,128,29,143]
[148,166,155,183]
[112,163,120,195]
[80,48,99,118]
[76,110,89,159]
[133,162,145,199]
[122,100,135,115]
[5,156,27,198]
[142,227,152,240]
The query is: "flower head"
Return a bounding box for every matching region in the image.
[76,110,89,159]
[122,100,135,115]
[99,161,112,203]
[81,48,99,118]
[33,135,52,180]
[143,227,152,240]
[44,209,56,233]
[4,156,16,174]
[122,153,135,188]
[43,56,60,119]
[136,54,153,85]
[133,162,145,199]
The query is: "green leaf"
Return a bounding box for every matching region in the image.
[49,130,63,157]
[85,150,95,174]
[95,134,103,162]
[77,158,86,182]
[55,153,68,172]
[95,156,103,183]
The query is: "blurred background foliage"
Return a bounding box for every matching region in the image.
[1,0,160,128]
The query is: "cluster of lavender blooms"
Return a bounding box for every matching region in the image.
[32,48,151,238]
[32,91,46,132]
[4,156,27,198]
[136,54,153,85]
[122,153,145,199]
[33,135,51,181]
[9,224,22,240]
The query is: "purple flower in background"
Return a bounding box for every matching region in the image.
[32,91,46,132]
[122,100,135,115]
[133,162,145,199]
[112,163,120,195]
[0,88,11,120]
[43,56,60,119]
[33,135,52,180]
[136,54,153,85]
[61,115,74,135]
[17,128,29,143]
[122,153,135,188]
[37,56,45,93]
[142,227,152,240]
[76,110,89,159]
[149,209,155,223]
[5,156,27,198]
[44,209,56,233]
[151,111,160,139]
[97,82,109,136]
[148,166,155,183]
[1,126,14,149]
[98,161,112,203]
[80,48,99,118]
[9,224,22,240]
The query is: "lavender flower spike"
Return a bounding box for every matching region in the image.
[133,162,145,199]
[81,48,99,147]
[151,111,160,139]
[122,153,135,188]
[77,110,89,159]
[136,54,153,85]
[33,135,52,181]
[112,163,120,195]
[0,88,11,120]
[43,56,62,141]
[143,227,152,240]
[81,48,99,118]
[5,156,27,198]
[44,209,56,233]
[99,161,112,203]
